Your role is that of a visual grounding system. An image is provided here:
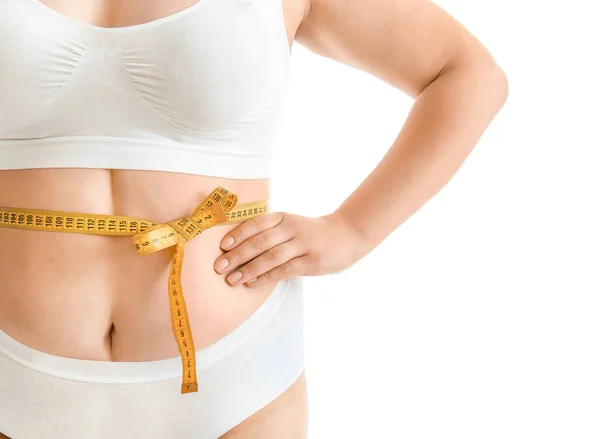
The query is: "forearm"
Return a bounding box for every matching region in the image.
[332,59,508,258]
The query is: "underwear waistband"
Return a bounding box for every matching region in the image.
[0,276,297,384]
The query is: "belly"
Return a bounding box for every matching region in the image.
[0,168,279,362]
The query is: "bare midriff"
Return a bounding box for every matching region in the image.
[0,168,280,362]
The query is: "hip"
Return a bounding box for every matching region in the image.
[0,275,306,439]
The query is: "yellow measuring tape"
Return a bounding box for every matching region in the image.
[0,186,269,394]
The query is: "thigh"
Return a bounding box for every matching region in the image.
[220,371,309,439]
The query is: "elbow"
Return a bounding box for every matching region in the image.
[471,47,510,109]
[488,63,509,109]
[444,46,510,109]
[457,58,509,112]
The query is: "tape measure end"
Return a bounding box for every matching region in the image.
[181,382,199,394]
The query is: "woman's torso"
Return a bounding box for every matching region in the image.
[0,0,304,363]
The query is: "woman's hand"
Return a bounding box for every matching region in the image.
[213,211,369,287]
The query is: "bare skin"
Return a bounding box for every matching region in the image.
[0,0,508,437]
[0,1,309,438]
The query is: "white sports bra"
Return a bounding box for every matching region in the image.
[0,0,291,179]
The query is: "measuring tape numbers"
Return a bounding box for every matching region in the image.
[0,186,269,394]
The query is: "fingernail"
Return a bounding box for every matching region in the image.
[227,271,242,284]
[214,258,229,272]
[222,237,234,250]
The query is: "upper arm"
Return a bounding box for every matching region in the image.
[294,0,503,98]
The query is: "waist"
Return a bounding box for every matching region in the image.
[0,167,271,219]
[0,167,279,392]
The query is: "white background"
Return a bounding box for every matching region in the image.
[271,1,600,438]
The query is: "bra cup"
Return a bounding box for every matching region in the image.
[0,0,290,174]
[120,9,288,137]
[0,24,85,128]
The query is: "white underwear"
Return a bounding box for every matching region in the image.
[0,276,305,439]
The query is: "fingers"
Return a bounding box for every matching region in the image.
[245,254,310,287]
[219,212,285,251]
[228,241,308,286]
[214,212,310,286]
[214,222,293,282]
